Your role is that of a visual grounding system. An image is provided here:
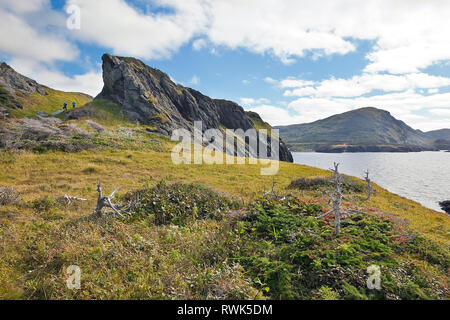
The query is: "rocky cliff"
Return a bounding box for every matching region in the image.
[0,62,47,118]
[95,54,293,162]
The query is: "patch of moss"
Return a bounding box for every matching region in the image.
[151,113,169,124]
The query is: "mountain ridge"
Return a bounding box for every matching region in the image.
[275,107,450,152]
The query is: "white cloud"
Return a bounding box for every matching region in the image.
[280,79,315,88]
[9,58,103,97]
[189,75,200,85]
[0,3,78,63]
[247,104,303,126]
[287,90,450,130]
[429,108,450,117]
[263,77,277,84]
[281,73,450,98]
[240,97,270,106]
[65,0,209,60]
[428,88,439,94]
[192,38,207,51]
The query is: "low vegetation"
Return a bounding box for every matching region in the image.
[0,103,449,300]
[9,88,92,118]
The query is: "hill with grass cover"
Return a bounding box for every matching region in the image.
[0,58,448,300]
[0,62,92,119]
[275,107,449,152]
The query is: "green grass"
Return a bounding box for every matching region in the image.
[9,88,92,118]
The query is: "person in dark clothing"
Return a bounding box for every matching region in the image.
[72,101,76,109]
[63,102,68,111]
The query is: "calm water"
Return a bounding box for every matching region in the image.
[292,151,450,212]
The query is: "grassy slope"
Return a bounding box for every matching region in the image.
[9,88,92,118]
[0,104,448,299]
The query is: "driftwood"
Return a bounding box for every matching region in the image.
[59,195,88,205]
[263,178,286,200]
[364,170,373,200]
[316,163,366,235]
[91,182,139,218]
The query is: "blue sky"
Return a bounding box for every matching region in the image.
[1,0,450,130]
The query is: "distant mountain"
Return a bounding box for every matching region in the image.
[424,129,450,141]
[88,54,293,161]
[275,107,448,152]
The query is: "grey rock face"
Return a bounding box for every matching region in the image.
[0,62,47,97]
[0,116,89,151]
[96,54,293,162]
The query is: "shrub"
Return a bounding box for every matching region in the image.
[129,181,241,225]
[31,197,57,213]
[0,186,20,205]
[233,197,448,300]
[288,175,366,193]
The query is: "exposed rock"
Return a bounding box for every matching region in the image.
[96,54,293,162]
[85,120,109,134]
[0,117,89,151]
[439,201,450,214]
[0,106,10,119]
[67,104,96,120]
[0,62,47,96]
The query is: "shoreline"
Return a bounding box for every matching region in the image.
[292,151,448,213]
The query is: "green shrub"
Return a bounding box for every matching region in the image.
[233,197,448,300]
[129,181,241,225]
[289,175,366,193]
[31,197,57,213]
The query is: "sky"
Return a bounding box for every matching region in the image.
[1,0,450,131]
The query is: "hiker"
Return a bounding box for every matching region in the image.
[72,101,76,109]
[63,102,68,111]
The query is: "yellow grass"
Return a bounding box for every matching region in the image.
[1,144,448,244]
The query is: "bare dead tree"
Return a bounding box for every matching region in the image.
[364,169,373,200]
[263,178,286,200]
[91,182,139,218]
[316,163,366,235]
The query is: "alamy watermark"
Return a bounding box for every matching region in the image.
[366,265,381,290]
[66,4,81,30]
[66,265,81,290]
[171,121,280,175]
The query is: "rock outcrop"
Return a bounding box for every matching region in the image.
[0,116,90,152]
[0,62,47,114]
[96,54,293,162]
[0,62,47,96]
[439,201,450,214]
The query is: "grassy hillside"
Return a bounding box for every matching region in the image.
[7,88,92,118]
[276,107,432,151]
[0,105,448,300]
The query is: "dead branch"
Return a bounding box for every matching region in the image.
[91,182,139,218]
[60,195,88,205]
[263,178,286,200]
[316,163,369,235]
[364,169,373,200]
